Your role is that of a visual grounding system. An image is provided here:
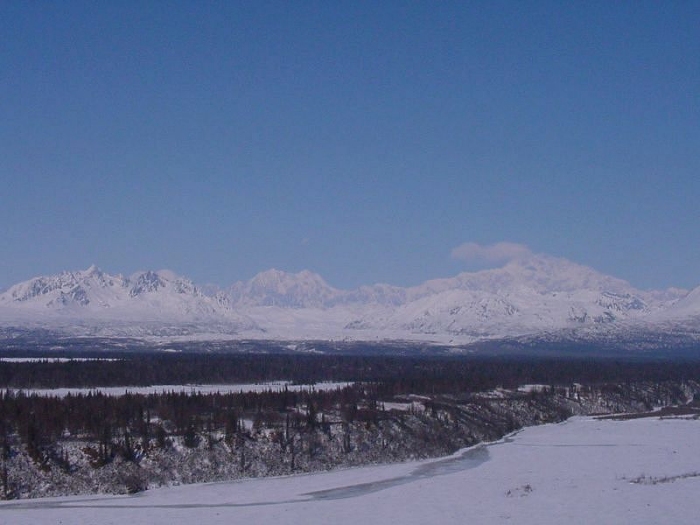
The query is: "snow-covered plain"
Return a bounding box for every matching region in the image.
[16,381,351,398]
[2,415,698,524]
[0,358,121,363]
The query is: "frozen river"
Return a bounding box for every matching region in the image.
[2,415,699,524]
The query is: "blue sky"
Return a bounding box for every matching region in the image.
[1,1,698,291]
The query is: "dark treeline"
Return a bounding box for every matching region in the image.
[0,382,384,484]
[0,385,362,450]
[2,351,700,499]
[3,377,694,477]
[2,353,700,391]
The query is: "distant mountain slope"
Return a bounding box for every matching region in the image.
[652,285,700,319]
[228,269,343,308]
[342,256,678,337]
[0,255,695,344]
[0,266,257,336]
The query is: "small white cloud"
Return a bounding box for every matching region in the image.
[451,242,532,265]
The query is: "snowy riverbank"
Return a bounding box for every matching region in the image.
[2,415,699,524]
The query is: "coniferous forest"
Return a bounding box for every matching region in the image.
[1,350,699,499]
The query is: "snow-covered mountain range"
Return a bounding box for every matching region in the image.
[1,255,699,344]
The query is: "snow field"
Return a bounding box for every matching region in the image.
[14,381,352,398]
[1,415,698,524]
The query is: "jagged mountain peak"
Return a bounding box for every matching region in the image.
[0,267,258,335]
[128,268,181,282]
[1,267,110,304]
[0,260,697,344]
[84,264,102,275]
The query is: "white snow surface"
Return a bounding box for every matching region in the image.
[1,415,698,524]
[18,381,352,398]
[0,266,257,335]
[0,358,121,363]
[0,255,696,342]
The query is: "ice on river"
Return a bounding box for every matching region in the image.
[2,415,699,524]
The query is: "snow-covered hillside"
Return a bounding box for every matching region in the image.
[0,255,696,343]
[0,266,257,336]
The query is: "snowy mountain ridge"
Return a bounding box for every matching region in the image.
[0,266,257,335]
[0,255,698,343]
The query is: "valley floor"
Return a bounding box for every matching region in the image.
[2,414,698,524]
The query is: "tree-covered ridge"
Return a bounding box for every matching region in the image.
[1,354,699,499]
